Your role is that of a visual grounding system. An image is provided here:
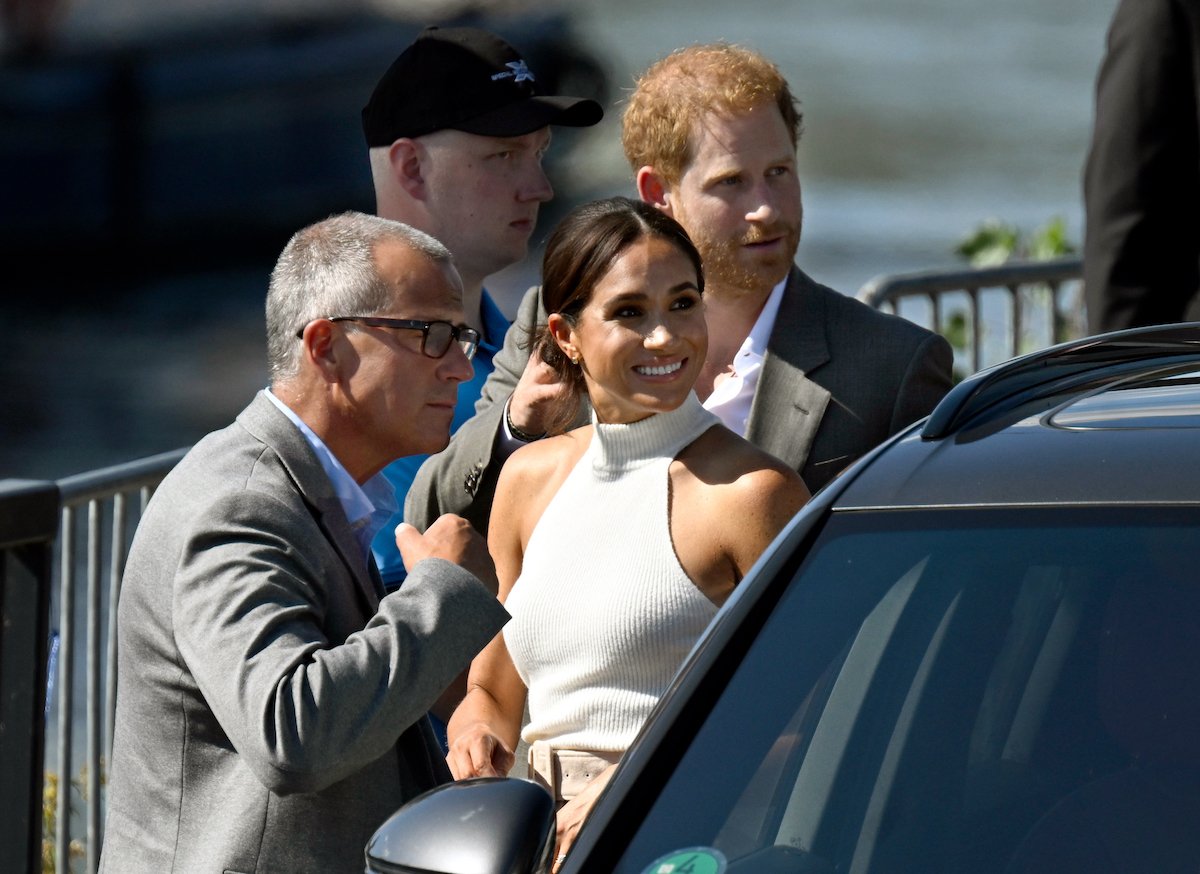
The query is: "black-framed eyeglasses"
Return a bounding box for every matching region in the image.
[297,316,480,361]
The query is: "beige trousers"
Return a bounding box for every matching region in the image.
[527,741,622,806]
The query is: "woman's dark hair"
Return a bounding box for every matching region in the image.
[532,196,704,434]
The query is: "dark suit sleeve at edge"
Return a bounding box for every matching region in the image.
[889,329,954,434]
[1083,0,1200,332]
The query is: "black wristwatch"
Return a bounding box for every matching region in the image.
[506,403,546,443]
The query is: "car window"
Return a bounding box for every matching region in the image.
[612,508,1200,874]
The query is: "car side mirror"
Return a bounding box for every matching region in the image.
[365,776,556,874]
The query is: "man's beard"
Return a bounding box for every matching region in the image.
[693,220,801,298]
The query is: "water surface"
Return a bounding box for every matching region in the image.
[4,0,1119,479]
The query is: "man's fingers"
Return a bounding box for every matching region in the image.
[394,521,431,572]
[395,515,496,591]
[394,521,418,548]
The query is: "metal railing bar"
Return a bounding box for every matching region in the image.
[56,505,75,874]
[87,499,102,874]
[58,448,188,505]
[1010,284,1023,360]
[106,493,126,765]
[856,258,1085,377]
[856,256,1082,307]
[1050,279,1065,343]
[969,288,982,375]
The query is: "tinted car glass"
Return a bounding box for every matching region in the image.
[612,507,1200,874]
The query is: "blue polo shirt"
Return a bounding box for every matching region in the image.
[370,290,511,587]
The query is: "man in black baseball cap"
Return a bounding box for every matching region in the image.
[362,25,602,143]
[361,25,602,744]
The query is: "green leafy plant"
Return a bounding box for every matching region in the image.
[955,216,1075,267]
[43,766,95,874]
[945,217,1081,371]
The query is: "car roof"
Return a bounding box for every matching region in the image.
[835,322,1200,510]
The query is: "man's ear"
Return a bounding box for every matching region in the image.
[636,166,673,216]
[299,319,344,384]
[388,139,426,199]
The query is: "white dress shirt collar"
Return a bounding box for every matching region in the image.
[264,390,398,560]
[702,276,788,437]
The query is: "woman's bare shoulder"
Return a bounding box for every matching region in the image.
[682,425,806,487]
[676,427,810,528]
[498,426,593,491]
[670,426,810,588]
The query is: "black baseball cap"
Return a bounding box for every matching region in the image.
[362,26,604,146]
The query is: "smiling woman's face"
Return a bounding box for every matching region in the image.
[552,234,707,424]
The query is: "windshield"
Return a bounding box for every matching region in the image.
[612,507,1200,874]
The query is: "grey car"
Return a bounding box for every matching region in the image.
[367,323,1200,874]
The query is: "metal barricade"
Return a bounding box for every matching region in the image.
[43,448,185,874]
[857,256,1085,376]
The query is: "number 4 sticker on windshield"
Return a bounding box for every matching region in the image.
[641,847,727,874]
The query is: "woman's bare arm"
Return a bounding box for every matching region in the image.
[445,433,588,778]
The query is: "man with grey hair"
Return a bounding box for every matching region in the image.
[100,211,509,874]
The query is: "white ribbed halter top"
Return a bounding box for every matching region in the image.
[503,392,721,752]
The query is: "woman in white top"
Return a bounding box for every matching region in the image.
[446,197,809,863]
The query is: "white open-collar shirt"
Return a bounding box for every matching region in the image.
[266,389,397,562]
[702,276,787,437]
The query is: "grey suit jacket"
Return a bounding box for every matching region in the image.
[406,267,953,534]
[100,391,509,874]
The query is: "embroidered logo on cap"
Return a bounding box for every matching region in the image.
[491,60,535,83]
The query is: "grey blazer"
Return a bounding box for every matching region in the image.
[406,267,953,534]
[100,392,509,874]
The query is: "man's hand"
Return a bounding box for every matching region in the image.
[508,349,574,437]
[395,515,498,595]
